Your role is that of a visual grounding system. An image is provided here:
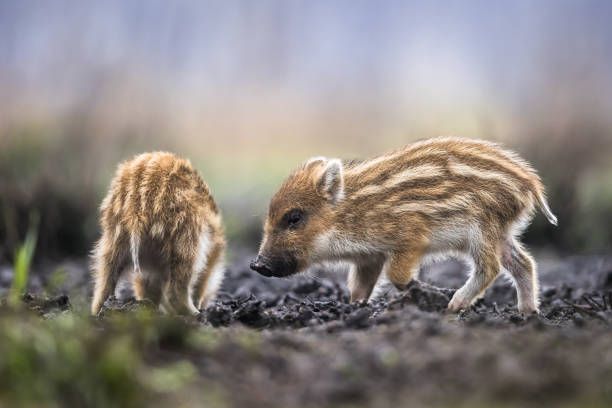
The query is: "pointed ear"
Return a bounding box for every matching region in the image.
[305,156,326,169]
[315,158,344,204]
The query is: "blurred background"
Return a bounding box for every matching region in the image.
[1,0,611,264]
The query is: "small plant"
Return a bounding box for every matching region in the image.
[9,213,39,307]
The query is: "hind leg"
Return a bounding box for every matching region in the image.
[91,232,128,315]
[196,262,225,310]
[448,242,501,312]
[166,270,200,315]
[502,238,539,314]
[164,251,200,315]
[191,240,225,311]
[132,272,162,305]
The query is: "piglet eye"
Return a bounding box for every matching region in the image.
[285,209,305,229]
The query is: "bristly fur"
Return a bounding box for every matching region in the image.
[90,152,226,315]
[256,137,557,314]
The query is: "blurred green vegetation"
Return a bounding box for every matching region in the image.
[0,304,235,408]
[9,213,38,307]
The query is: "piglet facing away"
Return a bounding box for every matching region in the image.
[250,137,557,314]
[91,152,225,316]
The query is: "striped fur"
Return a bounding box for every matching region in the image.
[253,137,557,313]
[90,152,226,315]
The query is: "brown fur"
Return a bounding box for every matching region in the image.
[253,137,557,313]
[91,152,225,315]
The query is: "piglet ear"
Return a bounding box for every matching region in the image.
[315,158,344,204]
[305,156,326,168]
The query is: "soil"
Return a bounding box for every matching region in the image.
[2,252,612,407]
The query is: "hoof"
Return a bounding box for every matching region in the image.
[393,280,416,292]
[393,283,408,291]
[518,306,539,315]
[447,294,470,313]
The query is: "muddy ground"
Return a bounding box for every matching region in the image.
[2,252,612,407]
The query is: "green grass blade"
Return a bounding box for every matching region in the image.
[9,213,39,307]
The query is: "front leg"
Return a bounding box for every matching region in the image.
[348,254,386,302]
[386,247,424,291]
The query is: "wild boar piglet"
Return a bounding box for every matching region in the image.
[91,152,225,315]
[250,137,557,313]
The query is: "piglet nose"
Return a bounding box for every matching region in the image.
[249,256,261,270]
[250,255,272,276]
[249,255,265,271]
